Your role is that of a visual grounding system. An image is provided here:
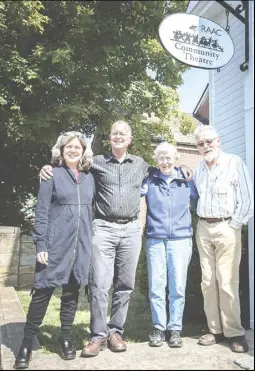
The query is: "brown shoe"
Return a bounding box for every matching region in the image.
[80,339,107,357]
[198,333,225,346]
[108,333,127,352]
[229,336,249,353]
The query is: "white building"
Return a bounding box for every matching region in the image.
[187,0,254,328]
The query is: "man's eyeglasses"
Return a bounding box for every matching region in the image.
[196,137,217,148]
[110,132,128,138]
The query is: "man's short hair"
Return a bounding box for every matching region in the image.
[194,125,219,143]
[111,120,132,136]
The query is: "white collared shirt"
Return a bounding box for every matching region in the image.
[193,150,254,229]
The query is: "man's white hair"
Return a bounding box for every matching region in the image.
[153,142,179,161]
[194,125,219,143]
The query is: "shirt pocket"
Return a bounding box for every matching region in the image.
[215,183,228,199]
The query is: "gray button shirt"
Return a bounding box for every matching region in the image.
[91,153,149,219]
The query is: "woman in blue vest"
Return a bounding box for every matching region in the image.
[14,132,95,369]
[141,142,198,348]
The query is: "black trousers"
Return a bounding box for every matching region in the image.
[22,271,80,348]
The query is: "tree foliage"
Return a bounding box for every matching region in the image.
[1,0,189,141]
[179,112,196,135]
[0,0,190,230]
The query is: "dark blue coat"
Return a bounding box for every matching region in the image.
[32,166,95,289]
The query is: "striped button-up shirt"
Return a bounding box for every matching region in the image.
[193,150,254,229]
[91,153,149,219]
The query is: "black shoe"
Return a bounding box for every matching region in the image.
[168,330,183,348]
[59,338,76,360]
[13,346,32,369]
[149,328,165,347]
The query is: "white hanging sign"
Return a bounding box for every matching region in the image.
[159,13,234,69]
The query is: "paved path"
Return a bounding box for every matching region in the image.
[0,287,254,370]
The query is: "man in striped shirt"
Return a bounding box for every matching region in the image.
[193,125,253,353]
[82,121,149,356]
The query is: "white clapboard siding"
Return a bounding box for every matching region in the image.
[214,64,242,86]
[216,94,244,114]
[216,111,244,130]
[216,101,244,121]
[215,61,244,88]
[225,143,245,157]
[218,121,244,138]
[212,11,245,161]
[215,77,244,103]
[223,134,245,148]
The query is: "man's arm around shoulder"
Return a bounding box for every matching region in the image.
[40,165,53,180]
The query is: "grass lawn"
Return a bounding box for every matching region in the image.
[17,287,207,353]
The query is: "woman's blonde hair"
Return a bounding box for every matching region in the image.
[51,131,93,172]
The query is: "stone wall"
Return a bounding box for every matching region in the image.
[0,226,20,286]
[19,235,36,288]
[0,226,35,288]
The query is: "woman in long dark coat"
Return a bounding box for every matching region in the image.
[14,132,95,369]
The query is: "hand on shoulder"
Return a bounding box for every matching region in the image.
[40,165,53,180]
[180,164,193,181]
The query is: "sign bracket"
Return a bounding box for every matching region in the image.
[215,0,249,71]
[217,9,230,73]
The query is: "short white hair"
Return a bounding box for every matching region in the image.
[194,125,219,143]
[153,142,179,161]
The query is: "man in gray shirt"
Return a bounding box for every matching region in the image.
[40,120,191,357]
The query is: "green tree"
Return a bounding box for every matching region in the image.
[1,0,189,141]
[179,112,196,135]
[1,0,190,230]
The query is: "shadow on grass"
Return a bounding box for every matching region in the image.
[37,323,90,353]
[17,286,209,353]
[124,289,152,343]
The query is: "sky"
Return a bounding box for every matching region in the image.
[177,67,209,114]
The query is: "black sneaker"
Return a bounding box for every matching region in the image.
[168,330,183,348]
[149,328,165,347]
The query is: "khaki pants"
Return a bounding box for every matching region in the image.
[196,219,245,338]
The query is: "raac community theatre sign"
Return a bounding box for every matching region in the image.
[159,13,234,69]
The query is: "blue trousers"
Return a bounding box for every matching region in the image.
[146,238,192,331]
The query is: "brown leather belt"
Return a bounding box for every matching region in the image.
[200,217,231,223]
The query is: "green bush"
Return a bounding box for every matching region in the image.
[136,210,250,327]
